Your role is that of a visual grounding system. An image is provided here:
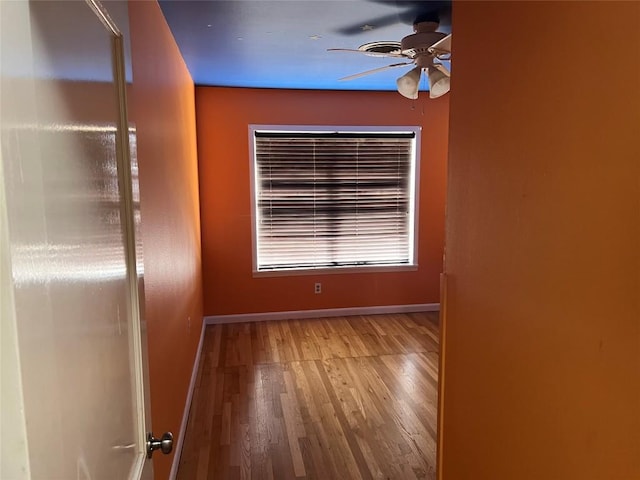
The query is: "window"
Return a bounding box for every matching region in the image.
[250,126,420,274]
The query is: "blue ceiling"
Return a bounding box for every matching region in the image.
[159,0,451,91]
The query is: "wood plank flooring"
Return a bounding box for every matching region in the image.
[176,312,439,480]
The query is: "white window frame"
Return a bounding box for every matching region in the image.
[249,125,421,277]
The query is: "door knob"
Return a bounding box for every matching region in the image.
[146,432,173,458]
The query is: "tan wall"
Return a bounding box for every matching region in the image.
[128,2,203,479]
[197,87,449,315]
[441,1,640,478]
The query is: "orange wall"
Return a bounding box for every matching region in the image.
[442,1,640,479]
[196,88,448,315]
[128,2,203,479]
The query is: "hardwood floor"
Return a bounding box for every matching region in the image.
[176,312,439,480]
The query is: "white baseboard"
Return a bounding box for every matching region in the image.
[169,319,207,480]
[205,303,439,325]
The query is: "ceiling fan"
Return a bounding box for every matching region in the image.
[329,21,452,99]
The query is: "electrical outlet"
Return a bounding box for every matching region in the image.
[314,282,322,294]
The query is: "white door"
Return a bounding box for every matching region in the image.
[0,1,162,478]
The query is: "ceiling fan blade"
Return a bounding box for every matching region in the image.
[327,48,407,59]
[339,62,413,81]
[428,33,452,56]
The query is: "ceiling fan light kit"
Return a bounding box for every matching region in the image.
[428,67,450,99]
[396,67,421,99]
[329,20,452,99]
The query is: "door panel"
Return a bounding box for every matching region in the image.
[1,1,152,478]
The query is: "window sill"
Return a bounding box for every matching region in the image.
[252,264,418,278]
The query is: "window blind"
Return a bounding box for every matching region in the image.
[253,130,417,272]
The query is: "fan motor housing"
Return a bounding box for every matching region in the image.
[401,21,446,66]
